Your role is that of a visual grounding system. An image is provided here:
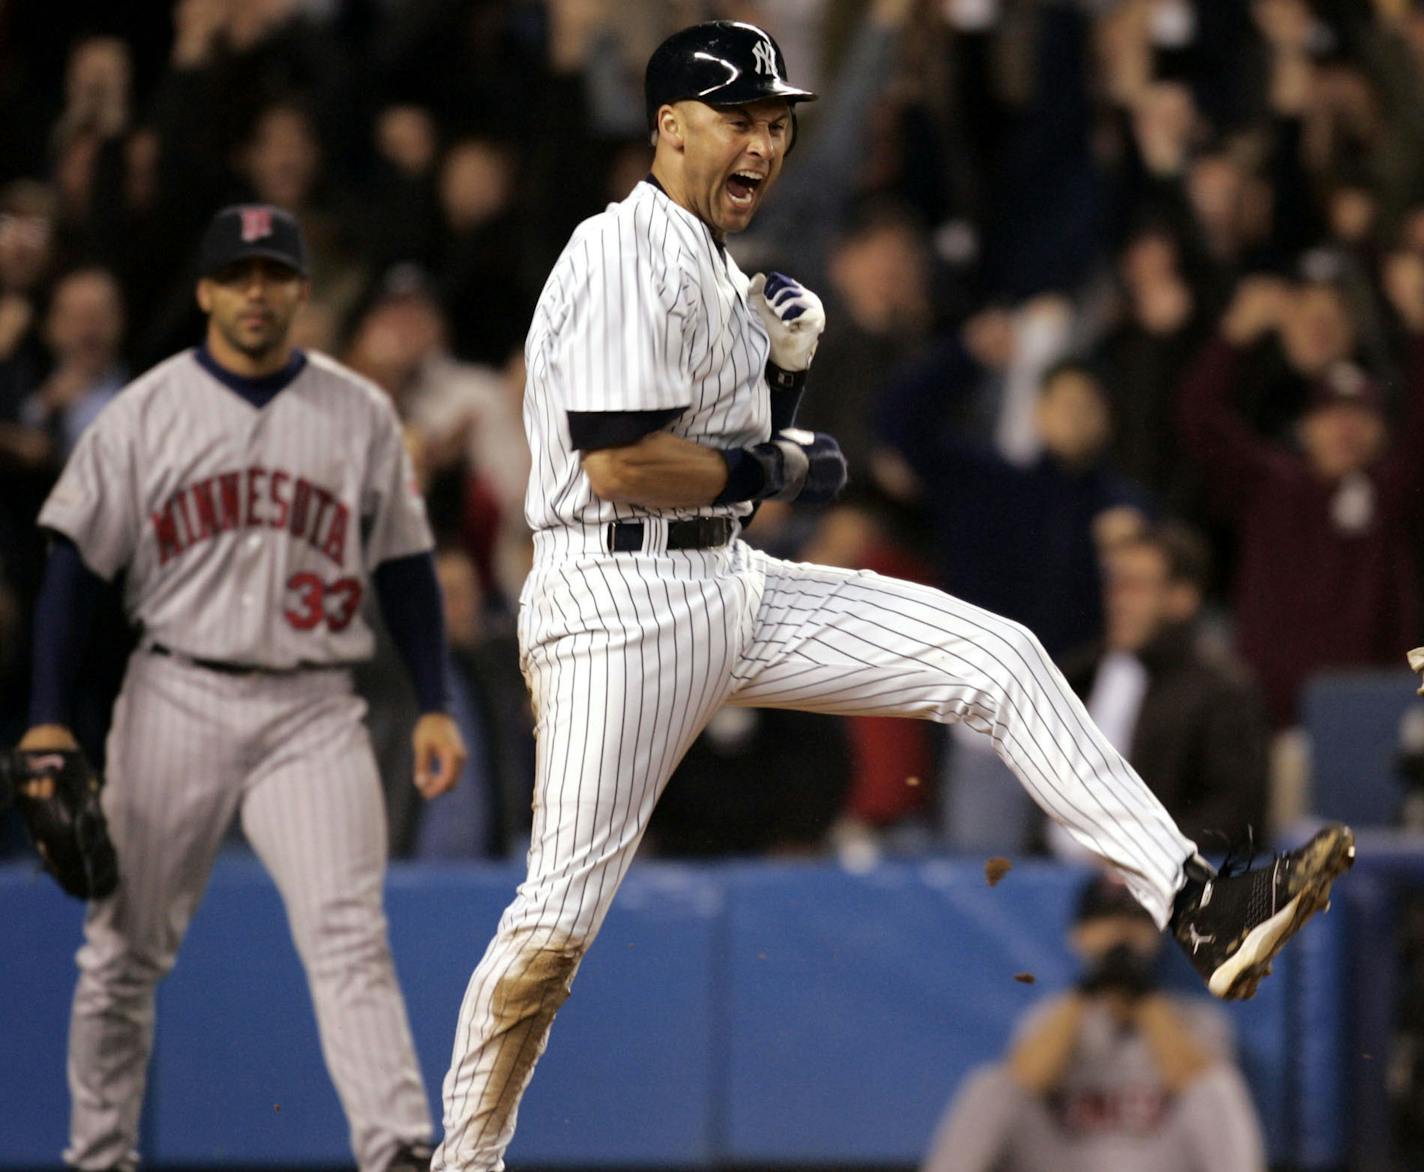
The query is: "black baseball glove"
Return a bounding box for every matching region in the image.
[2,747,119,900]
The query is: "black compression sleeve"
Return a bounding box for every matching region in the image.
[767,363,808,432]
[373,551,451,714]
[29,536,106,727]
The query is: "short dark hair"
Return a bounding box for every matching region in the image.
[1121,520,1212,594]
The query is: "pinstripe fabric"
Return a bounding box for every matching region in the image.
[523,181,770,532]
[433,178,1195,1172]
[730,556,1192,904]
[433,541,1194,1170]
[64,641,430,1172]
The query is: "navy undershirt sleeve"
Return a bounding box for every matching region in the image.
[567,408,685,451]
[29,535,107,727]
[373,550,451,714]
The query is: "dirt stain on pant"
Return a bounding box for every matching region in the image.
[475,936,584,1146]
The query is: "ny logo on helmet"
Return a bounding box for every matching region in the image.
[752,38,778,78]
[240,207,274,243]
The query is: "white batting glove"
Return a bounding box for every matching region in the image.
[749,271,825,372]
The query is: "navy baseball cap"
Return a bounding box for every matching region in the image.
[198,204,308,278]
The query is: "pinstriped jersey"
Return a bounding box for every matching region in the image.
[522,179,773,531]
[38,349,433,668]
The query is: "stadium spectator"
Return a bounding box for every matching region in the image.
[0,0,1422,871]
[25,266,125,463]
[1178,270,1424,728]
[236,100,367,321]
[432,137,531,366]
[796,199,938,482]
[1090,224,1208,519]
[1052,523,1269,852]
[922,871,1266,1172]
[344,265,529,604]
[879,356,1150,659]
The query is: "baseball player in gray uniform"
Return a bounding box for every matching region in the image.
[20,204,466,1172]
[431,22,1354,1171]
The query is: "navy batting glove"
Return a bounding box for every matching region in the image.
[788,429,847,503]
[767,428,847,504]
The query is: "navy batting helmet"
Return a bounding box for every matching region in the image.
[645,21,817,147]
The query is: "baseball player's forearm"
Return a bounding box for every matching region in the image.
[28,536,106,728]
[582,431,730,507]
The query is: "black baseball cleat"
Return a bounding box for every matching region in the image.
[385,1141,434,1172]
[1170,823,1356,1000]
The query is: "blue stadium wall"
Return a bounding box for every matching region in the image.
[1,855,1360,1168]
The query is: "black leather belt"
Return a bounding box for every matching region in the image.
[148,643,337,676]
[606,517,735,553]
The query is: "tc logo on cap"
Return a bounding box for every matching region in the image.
[239,207,274,243]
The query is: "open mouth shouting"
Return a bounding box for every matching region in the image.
[725,170,765,210]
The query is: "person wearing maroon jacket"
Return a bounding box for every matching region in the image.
[1177,274,1424,728]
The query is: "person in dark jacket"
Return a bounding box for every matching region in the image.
[1057,523,1269,850]
[878,357,1151,658]
[1178,274,1424,727]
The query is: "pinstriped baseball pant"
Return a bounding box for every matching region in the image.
[64,651,430,1172]
[433,537,1195,1171]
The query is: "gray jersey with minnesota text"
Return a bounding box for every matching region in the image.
[39,349,432,667]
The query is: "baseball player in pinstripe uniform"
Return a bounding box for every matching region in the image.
[431,22,1354,1171]
[19,204,465,1172]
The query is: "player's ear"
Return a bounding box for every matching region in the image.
[658,105,684,151]
[195,278,213,314]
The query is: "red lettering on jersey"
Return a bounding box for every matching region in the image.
[174,488,197,546]
[218,472,241,529]
[240,206,274,242]
[269,469,291,529]
[189,478,219,541]
[320,501,349,565]
[145,466,351,568]
[307,484,335,547]
[289,478,311,536]
[151,500,185,564]
[246,465,267,526]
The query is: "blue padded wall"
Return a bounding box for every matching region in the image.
[0,855,1345,1169]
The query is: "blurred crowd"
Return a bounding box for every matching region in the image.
[3,0,1424,863]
